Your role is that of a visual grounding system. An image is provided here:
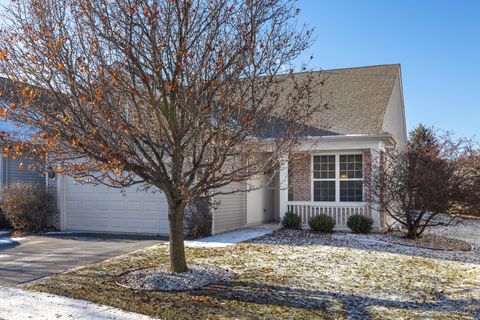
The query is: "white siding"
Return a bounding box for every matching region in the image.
[382,72,408,149]
[213,182,247,234]
[246,174,275,225]
[60,176,169,235]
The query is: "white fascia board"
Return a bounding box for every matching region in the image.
[257,134,396,152]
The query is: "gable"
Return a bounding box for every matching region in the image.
[381,69,408,148]
[272,64,402,137]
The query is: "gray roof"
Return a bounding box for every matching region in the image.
[0,64,401,138]
[294,64,401,136]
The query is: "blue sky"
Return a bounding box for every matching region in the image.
[295,0,479,141]
[0,1,478,141]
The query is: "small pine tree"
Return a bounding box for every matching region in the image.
[408,123,438,152]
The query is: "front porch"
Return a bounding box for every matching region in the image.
[275,135,392,232]
[286,201,372,229]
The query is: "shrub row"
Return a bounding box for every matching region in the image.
[281,212,374,234]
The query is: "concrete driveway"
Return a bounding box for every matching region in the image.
[0,233,166,286]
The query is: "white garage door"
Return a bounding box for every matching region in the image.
[62,177,169,235]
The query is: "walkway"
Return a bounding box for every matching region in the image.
[186,223,280,247]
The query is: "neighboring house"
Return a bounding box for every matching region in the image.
[0,155,46,228]
[2,64,408,235]
[0,156,45,189]
[0,78,47,189]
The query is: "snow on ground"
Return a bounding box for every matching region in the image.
[0,287,156,320]
[242,219,480,319]
[425,215,480,250]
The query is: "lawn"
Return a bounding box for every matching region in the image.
[25,229,480,320]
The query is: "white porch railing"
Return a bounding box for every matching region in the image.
[286,201,371,227]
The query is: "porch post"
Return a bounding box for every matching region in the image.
[278,154,288,222]
[368,148,381,231]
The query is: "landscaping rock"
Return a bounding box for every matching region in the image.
[117,265,237,291]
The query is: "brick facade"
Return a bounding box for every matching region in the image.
[288,154,311,201]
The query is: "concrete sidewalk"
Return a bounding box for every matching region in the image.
[186,223,280,247]
[0,287,155,320]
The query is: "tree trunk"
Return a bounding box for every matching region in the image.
[406,228,418,239]
[168,203,188,273]
[406,221,420,239]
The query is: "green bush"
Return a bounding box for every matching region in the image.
[281,212,302,229]
[347,214,374,234]
[1,182,54,233]
[308,214,335,232]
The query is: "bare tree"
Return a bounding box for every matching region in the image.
[0,0,326,272]
[366,125,479,239]
[457,153,480,217]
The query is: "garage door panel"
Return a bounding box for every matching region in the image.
[143,201,159,212]
[67,216,110,229]
[110,218,157,230]
[63,177,168,235]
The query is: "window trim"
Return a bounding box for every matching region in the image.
[311,155,336,202]
[311,152,365,204]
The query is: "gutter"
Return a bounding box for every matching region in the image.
[259,133,396,145]
[302,133,395,142]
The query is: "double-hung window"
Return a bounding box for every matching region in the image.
[312,155,336,201]
[312,154,363,202]
[339,155,363,202]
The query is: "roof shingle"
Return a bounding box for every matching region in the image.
[291,64,400,136]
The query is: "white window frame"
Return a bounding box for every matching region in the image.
[338,154,364,202]
[311,152,364,204]
[311,154,336,202]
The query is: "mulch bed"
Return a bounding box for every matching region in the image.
[387,232,471,252]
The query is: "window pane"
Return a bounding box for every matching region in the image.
[339,154,363,179]
[340,181,363,202]
[314,181,335,202]
[313,155,335,179]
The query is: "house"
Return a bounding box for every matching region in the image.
[0,156,45,188]
[0,154,46,228]
[1,64,407,235]
[50,64,406,235]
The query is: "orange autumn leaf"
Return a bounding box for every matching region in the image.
[0,50,8,61]
[242,115,252,125]
[18,162,23,171]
